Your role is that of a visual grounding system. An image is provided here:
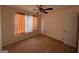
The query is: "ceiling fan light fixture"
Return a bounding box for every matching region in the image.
[34,5,53,14]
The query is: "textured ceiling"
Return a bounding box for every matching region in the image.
[7,5,77,13]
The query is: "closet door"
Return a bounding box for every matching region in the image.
[64,13,78,48]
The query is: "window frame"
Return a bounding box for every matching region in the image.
[15,12,39,35]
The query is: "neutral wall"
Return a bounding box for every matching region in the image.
[41,11,64,42]
[2,6,41,46]
[0,6,2,50]
[41,7,78,47]
[77,7,79,52]
[78,32,79,52]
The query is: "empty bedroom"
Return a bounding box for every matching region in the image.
[0,5,79,53]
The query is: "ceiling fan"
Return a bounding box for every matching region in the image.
[33,5,53,14]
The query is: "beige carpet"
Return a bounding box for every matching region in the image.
[3,35,77,53]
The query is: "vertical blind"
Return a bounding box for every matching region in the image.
[33,16,38,31]
[15,13,39,34]
[16,13,25,34]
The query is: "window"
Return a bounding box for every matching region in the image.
[15,13,39,34]
[25,15,33,33]
[15,13,25,34]
[33,16,38,31]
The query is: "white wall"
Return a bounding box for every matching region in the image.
[0,6,2,50]
[41,7,78,47]
[2,6,41,46]
[42,12,64,42]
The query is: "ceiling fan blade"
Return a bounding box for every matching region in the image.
[43,11,48,14]
[44,8,53,10]
[36,5,43,12]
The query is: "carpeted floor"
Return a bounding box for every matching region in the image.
[3,35,77,53]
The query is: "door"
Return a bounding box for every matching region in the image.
[64,12,78,48]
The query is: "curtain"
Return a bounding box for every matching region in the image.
[32,16,38,31]
[16,13,25,34]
